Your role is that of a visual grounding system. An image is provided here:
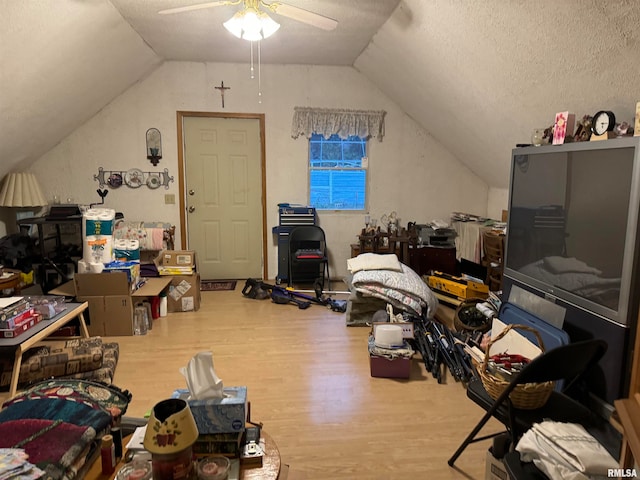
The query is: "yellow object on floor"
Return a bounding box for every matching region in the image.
[426,271,489,301]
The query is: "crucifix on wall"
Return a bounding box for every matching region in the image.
[214,81,230,108]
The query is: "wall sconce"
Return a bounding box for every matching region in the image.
[146,128,162,166]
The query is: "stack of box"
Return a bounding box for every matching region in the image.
[369,322,415,379]
[172,386,247,458]
[0,298,41,338]
[51,273,171,336]
[154,250,201,312]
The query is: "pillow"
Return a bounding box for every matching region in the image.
[347,253,403,273]
[543,256,602,275]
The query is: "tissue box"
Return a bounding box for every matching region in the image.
[172,386,247,434]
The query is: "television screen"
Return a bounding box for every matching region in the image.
[505,140,639,326]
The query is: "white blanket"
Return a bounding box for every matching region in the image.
[516,421,618,479]
[351,262,438,318]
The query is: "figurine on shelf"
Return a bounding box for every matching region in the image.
[380,211,399,234]
[614,121,631,137]
[573,115,593,142]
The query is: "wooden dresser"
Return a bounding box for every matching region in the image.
[614,317,640,469]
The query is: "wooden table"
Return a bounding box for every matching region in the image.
[84,430,282,480]
[0,301,89,397]
[0,270,22,294]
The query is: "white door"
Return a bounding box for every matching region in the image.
[182,115,264,280]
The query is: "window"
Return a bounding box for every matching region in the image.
[309,134,367,210]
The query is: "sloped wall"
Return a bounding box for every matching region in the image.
[30,61,487,279]
[356,0,640,192]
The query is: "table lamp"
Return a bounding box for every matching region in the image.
[0,172,47,207]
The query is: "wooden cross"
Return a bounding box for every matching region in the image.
[214,81,230,108]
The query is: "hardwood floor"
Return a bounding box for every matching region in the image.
[4,284,499,479]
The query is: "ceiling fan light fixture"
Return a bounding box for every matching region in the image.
[258,12,280,39]
[223,7,280,41]
[223,11,244,38]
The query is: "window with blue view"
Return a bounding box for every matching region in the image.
[309,133,367,210]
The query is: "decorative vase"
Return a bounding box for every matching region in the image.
[531,128,545,146]
[143,398,198,480]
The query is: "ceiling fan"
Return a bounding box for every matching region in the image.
[158,0,338,32]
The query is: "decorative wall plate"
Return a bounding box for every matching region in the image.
[146,174,161,189]
[94,167,174,190]
[108,173,123,188]
[124,168,144,188]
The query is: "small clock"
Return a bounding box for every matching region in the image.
[591,111,616,136]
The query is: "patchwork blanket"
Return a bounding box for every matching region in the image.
[0,380,132,480]
[0,419,96,480]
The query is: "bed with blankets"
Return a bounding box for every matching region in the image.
[345,253,438,326]
[519,256,621,309]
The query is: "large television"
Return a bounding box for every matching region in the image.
[503,136,640,405]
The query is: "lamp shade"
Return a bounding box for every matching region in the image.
[0,173,47,207]
[223,9,280,41]
[143,398,199,455]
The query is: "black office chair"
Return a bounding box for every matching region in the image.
[287,225,330,290]
[448,338,617,467]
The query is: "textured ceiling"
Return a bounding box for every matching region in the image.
[356,0,640,189]
[2,0,640,191]
[111,0,399,65]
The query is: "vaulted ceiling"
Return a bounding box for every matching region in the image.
[2,1,639,190]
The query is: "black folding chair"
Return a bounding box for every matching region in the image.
[448,338,618,467]
[287,225,330,290]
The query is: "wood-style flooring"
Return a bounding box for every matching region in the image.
[3,283,499,479]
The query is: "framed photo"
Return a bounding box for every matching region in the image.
[553,111,575,145]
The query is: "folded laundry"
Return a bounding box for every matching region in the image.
[516,420,618,479]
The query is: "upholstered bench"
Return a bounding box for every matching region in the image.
[0,336,119,390]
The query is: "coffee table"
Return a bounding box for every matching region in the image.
[0,301,89,397]
[84,430,282,480]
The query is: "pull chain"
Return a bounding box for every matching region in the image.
[258,40,262,104]
[250,41,255,79]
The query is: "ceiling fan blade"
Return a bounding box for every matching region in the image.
[158,1,237,15]
[266,2,338,31]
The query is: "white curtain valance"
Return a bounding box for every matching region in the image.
[291,107,386,142]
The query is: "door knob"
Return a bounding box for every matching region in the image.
[188,205,195,213]
[189,189,195,196]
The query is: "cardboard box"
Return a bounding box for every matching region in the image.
[73,273,171,336]
[172,386,247,434]
[154,250,197,275]
[485,448,508,480]
[369,355,411,379]
[167,273,201,312]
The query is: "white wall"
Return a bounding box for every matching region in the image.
[488,187,509,221]
[30,61,489,280]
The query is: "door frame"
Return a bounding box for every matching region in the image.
[176,111,268,279]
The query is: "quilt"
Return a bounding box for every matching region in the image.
[351,262,438,319]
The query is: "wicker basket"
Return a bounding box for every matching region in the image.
[479,324,554,409]
[454,298,495,332]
